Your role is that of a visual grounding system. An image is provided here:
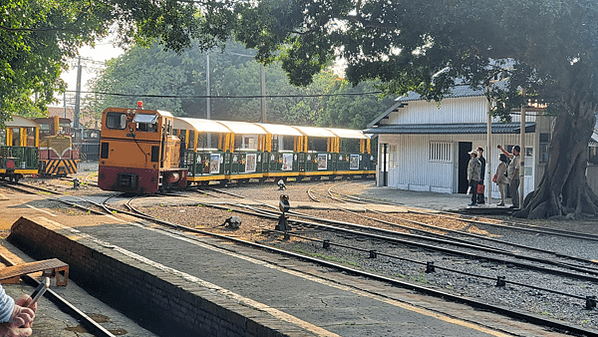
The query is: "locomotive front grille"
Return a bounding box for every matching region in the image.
[117,173,139,189]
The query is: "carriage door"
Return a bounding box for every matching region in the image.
[458,142,472,194]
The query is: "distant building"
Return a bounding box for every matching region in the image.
[47,107,99,129]
[365,85,598,198]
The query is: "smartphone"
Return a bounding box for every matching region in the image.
[28,277,50,307]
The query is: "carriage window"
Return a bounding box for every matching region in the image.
[106,112,127,130]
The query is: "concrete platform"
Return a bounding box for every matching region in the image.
[5,211,568,337]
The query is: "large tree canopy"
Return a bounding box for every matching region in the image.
[85,41,392,128]
[0,0,220,125]
[5,0,598,218]
[208,0,598,219]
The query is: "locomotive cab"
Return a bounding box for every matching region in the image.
[98,108,187,194]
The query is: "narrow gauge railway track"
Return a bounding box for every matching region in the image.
[191,187,598,331]
[207,186,598,275]
[326,182,598,242]
[0,180,62,195]
[0,253,116,337]
[51,193,598,337]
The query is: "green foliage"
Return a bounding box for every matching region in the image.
[215,0,598,122]
[0,0,213,127]
[85,41,395,127]
[318,80,395,129]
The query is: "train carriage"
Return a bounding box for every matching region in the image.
[173,118,230,185]
[1,117,40,182]
[216,120,268,184]
[326,128,375,178]
[98,107,187,194]
[98,106,375,193]
[292,126,338,180]
[256,123,304,181]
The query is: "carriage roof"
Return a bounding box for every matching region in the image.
[5,116,39,128]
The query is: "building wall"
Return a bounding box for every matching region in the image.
[378,132,537,198]
[387,96,490,124]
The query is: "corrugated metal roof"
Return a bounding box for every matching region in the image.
[326,128,369,139]
[5,116,39,128]
[255,123,304,136]
[216,120,267,135]
[367,83,508,129]
[394,85,485,103]
[291,125,336,138]
[173,118,231,133]
[364,122,535,135]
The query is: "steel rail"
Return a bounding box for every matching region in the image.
[143,198,598,283]
[98,199,598,337]
[265,229,588,301]
[336,205,598,269]
[200,188,598,278]
[326,183,598,242]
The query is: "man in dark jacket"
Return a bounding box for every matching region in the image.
[477,147,486,204]
[467,150,481,206]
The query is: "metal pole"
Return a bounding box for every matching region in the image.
[74,57,82,129]
[260,64,266,123]
[486,97,492,203]
[206,53,211,147]
[63,92,67,118]
[519,88,526,207]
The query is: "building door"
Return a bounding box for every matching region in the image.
[458,142,472,193]
[379,143,389,186]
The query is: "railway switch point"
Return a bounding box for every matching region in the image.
[72,178,80,190]
[369,250,377,258]
[276,195,291,231]
[586,296,597,310]
[277,179,286,190]
[222,216,242,229]
[426,261,435,273]
[323,240,330,249]
[496,275,506,287]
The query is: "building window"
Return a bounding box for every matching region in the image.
[539,133,550,163]
[429,142,451,162]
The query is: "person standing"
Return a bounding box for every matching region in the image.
[494,154,509,206]
[476,146,486,204]
[466,150,481,206]
[498,144,521,208]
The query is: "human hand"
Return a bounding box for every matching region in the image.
[15,295,36,328]
[0,296,36,337]
[0,306,35,337]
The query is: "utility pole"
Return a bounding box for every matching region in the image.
[73,56,82,129]
[519,88,526,208]
[206,53,211,147]
[260,64,266,123]
[206,54,211,121]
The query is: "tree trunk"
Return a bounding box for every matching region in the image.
[514,97,598,219]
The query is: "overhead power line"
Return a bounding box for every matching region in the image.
[66,90,385,99]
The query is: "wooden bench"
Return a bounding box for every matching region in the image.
[0,258,69,286]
